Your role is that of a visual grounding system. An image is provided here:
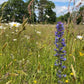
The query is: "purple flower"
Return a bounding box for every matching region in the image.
[61,42,66,47]
[58,70,61,73]
[59,47,63,51]
[62,38,65,42]
[62,50,66,53]
[62,66,66,69]
[54,22,66,83]
[54,49,58,51]
[55,63,58,66]
[55,38,59,43]
[55,32,58,36]
[63,74,67,77]
[61,54,66,56]
[56,44,59,48]
[54,53,59,56]
[62,58,66,61]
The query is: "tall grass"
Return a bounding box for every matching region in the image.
[0,23,84,84]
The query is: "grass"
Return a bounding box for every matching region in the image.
[0,23,84,84]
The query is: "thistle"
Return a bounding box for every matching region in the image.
[54,22,66,83]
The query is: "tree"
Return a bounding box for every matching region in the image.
[45,1,56,23]
[38,0,56,23]
[38,0,47,22]
[0,0,29,23]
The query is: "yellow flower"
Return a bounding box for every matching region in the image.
[34,80,37,83]
[51,65,53,68]
[13,24,17,27]
[14,59,16,61]
[6,65,7,68]
[79,52,84,56]
[0,53,2,56]
[69,54,72,56]
[65,80,68,83]
[70,72,73,76]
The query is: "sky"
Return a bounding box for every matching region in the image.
[0,0,84,17]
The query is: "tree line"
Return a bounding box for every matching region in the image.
[0,0,56,24]
[57,5,84,24]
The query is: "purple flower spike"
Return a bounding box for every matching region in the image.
[54,22,66,83]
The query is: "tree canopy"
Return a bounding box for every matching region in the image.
[0,0,56,24]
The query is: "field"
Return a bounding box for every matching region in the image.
[0,23,84,84]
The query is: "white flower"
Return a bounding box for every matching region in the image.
[31,24,33,26]
[0,26,3,29]
[36,31,41,34]
[3,27,6,30]
[1,20,4,22]
[15,29,18,32]
[11,32,14,34]
[38,54,40,57]
[5,23,8,25]
[9,22,21,28]
[77,35,83,40]
[46,15,50,18]
[24,35,30,40]
[7,15,10,17]
[4,19,7,21]
[13,39,17,41]
[27,36,30,40]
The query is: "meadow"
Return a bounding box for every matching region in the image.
[0,22,84,84]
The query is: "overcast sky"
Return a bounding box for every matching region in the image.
[0,0,84,17]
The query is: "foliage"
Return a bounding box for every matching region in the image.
[57,5,84,24]
[0,0,29,23]
[0,23,84,83]
[44,1,56,23]
[0,0,56,23]
[38,0,56,23]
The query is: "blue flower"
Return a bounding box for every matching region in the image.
[63,74,67,77]
[62,66,66,69]
[54,22,66,83]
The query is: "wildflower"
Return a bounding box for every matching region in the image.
[24,35,30,40]
[13,39,17,41]
[9,22,21,28]
[36,31,41,34]
[65,80,68,83]
[0,53,2,56]
[77,35,83,40]
[11,32,14,34]
[5,23,8,25]
[31,24,33,26]
[15,29,18,32]
[36,42,38,44]
[54,22,66,83]
[69,54,72,56]
[0,26,3,29]
[14,59,16,61]
[33,80,37,83]
[7,15,10,17]
[70,72,73,76]
[46,15,50,18]
[79,52,84,56]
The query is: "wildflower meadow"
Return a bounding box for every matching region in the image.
[0,0,84,84]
